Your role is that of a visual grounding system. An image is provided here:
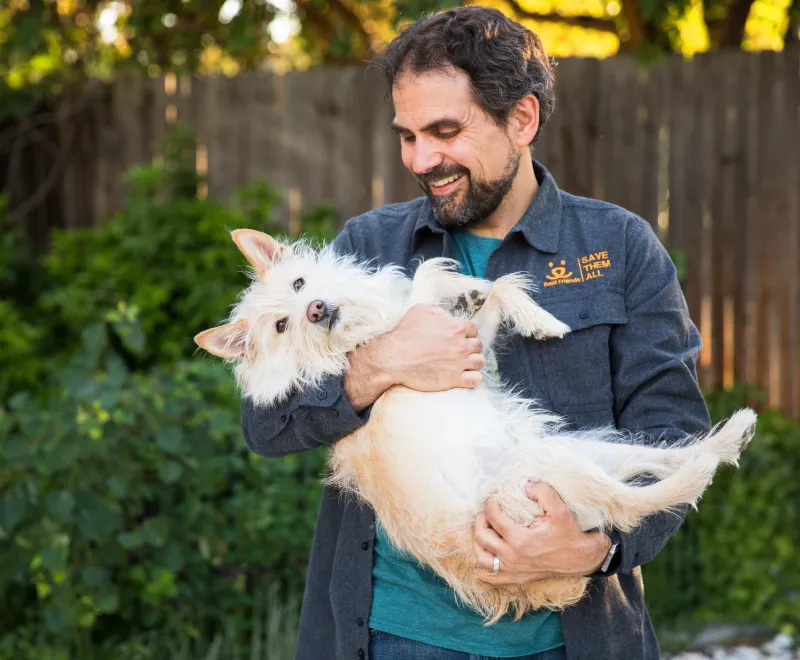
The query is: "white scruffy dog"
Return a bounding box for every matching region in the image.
[195,229,757,624]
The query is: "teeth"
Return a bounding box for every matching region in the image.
[432,174,461,187]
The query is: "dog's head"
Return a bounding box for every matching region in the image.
[194,229,409,405]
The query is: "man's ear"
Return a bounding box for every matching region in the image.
[194,319,249,358]
[231,229,293,279]
[512,94,540,148]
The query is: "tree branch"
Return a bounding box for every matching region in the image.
[619,0,648,47]
[785,0,799,44]
[707,0,757,48]
[327,0,375,53]
[505,0,618,34]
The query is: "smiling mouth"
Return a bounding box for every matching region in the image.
[429,174,464,195]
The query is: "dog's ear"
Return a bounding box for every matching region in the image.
[194,319,249,359]
[231,229,292,279]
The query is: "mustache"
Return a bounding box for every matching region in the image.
[416,165,470,186]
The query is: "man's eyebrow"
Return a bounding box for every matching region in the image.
[390,118,464,134]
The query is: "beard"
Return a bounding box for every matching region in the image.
[416,149,521,229]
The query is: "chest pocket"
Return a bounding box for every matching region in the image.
[536,289,627,414]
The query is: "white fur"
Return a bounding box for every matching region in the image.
[197,232,757,624]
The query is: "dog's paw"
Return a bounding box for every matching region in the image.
[740,421,757,450]
[446,289,488,318]
[532,316,571,340]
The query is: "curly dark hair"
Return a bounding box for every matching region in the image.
[370,6,556,143]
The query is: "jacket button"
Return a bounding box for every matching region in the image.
[356,617,364,626]
[361,541,369,551]
[318,390,328,400]
[579,310,589,320]
[357,649,365,659]
[280,415,287,423]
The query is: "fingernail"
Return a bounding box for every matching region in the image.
[525,480,535,488]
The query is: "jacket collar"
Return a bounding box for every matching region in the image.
[412,159,563,254]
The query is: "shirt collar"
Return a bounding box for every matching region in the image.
[412,158,563,254]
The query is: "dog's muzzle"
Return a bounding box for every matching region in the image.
[307,300,340,329]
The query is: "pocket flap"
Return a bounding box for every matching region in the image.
[538,289,627,333]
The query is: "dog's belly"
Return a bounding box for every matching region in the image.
[368,386,527,525]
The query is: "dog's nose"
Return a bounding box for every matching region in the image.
[307,300,328,323]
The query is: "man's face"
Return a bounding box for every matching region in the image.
[391,68,521,228]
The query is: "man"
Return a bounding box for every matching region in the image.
[241,6,710,660]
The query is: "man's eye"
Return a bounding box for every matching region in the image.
[293,278,305,292]
[401,134,416,143]
[436,131,458,140]
[276,318,288,333]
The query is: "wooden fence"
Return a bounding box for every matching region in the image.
[2,47,800,416]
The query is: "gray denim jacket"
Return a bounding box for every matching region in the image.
[241,161,711,660]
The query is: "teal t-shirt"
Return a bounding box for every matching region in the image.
[368,228,564,656]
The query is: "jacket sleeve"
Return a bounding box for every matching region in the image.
[597,216,711,577]
[240,226,372,459]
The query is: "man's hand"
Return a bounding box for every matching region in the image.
[343,304,484,412]
[472,481,612,585]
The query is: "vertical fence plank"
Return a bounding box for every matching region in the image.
[789,46,800,417]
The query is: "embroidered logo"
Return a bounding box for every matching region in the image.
[579,251,611,280]
[544,260,581,287]
[543,252,612,287]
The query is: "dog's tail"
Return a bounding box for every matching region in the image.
[693,408,758,467]
[592,410,757,531]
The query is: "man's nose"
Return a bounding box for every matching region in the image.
[307,300,329,323]
[409,141,444,176]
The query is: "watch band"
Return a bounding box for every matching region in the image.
[599,530,621,573]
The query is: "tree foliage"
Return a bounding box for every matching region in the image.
[0,0,795,109]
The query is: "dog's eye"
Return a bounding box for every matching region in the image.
[292,278,305,292]
[276,318,288,334]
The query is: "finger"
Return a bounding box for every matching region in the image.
[472,513,501,571]
[462,337,483,357]
[462,320,479,338]
[474,506,514,560]
[473,541,499,572]
[465,353,486,372]
[524,481,568,517]
[477,571,512,585]
[483,497,524,547]
[458,370,483,389]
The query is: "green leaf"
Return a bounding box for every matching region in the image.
[159,460,183,483]
[82,567,109,588]
[0,494,26,531]
[44,606,68,633]
[157,425,184,453]
[75,492,121,541]
[141,518,168,547]
[45,491,75,522]
[95,591,120,614]
[117,529,144,550]
[106,476,128,497]
[41,542,69,572]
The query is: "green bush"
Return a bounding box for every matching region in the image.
[36,126,309,371]
[0,317,320,656]
[0,127,338,656]
[0,196,46,401]
[645,384,800,635]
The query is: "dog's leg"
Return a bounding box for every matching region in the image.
[408,258,491,311]
[471,273,570,345]
[573,440,687,481]
[408,259,569,346]
[575,408,757,483]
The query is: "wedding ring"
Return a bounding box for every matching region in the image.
[492,555,500,573]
